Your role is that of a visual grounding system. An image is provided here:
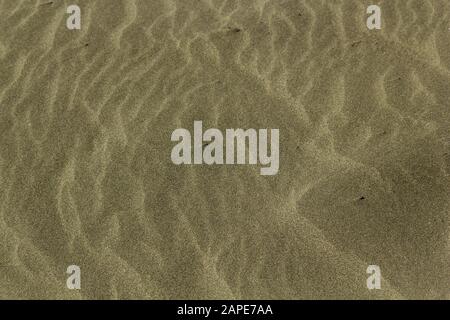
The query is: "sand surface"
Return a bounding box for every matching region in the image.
[0,0,449,299]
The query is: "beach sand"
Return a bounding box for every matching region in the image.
[0,0,449,299]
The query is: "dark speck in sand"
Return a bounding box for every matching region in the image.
[228,27,241,33]
[359,196,366,200]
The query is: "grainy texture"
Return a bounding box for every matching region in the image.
[0,0,449,299]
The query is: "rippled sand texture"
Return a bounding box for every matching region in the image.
[0,0,449,299]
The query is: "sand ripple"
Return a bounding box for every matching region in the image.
[0,0,449,299]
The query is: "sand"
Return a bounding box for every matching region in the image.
[0,0,449,300]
